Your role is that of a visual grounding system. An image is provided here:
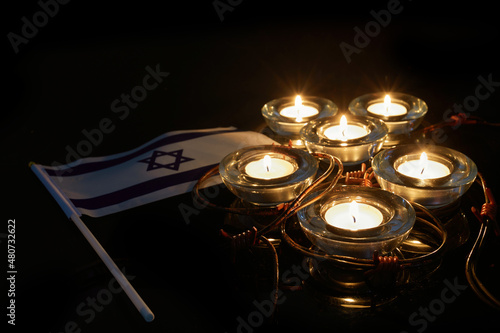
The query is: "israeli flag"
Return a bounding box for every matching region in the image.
[31,127,276,217]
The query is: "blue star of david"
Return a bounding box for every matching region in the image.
[138,149,194,171]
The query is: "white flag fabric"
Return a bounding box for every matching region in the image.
[32,127,277,217]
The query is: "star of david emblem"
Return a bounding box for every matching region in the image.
[138,149,194,171]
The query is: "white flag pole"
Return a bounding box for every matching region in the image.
[30,162,155,322]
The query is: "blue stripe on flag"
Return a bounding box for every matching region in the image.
[68,163,218,210]
[45,128,239,177]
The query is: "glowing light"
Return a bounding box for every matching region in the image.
[264,154,272,172]
[350,200,359,223]
[384,95,391,114]
[419,152,428,175]
[340,115,348,138]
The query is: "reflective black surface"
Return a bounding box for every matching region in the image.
[4,1,500,332]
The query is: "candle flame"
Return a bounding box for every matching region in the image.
[349,200,358,223]
[295,95,303,106]
[295,95,303,122]
[384,94,391,114]
[263,155,272,173]
[419,152,428,175]
[340,115,348,139]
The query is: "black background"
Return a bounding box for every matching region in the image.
[3,0,500,332]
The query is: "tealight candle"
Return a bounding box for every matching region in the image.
[323,115,369,141]
[279,95,319,122]
[297,185,416,258]
[367,95,408,118]
[262,96,337,140]
[349,92,427,147]
[220,145,318,205]
[244,154,295,180]
[301,115,387,166]
[396,152,451,180]
[324,200,383,231]
[372,144,477,208]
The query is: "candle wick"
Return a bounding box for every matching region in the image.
[352,215,356,223]
[420,167,425,175]
[342,129,346,137]
[266,165,270,172]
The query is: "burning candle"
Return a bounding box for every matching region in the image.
[244,154,295,180]
[323,115,368,141]
[367,95,408,118]
[324,200,383,231]
[279,95,319,122]
[221,145,318,205]
[396,152,451,180]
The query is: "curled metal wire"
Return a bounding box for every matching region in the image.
[259,235,280,319]
[255,152,343,238]
[416,113,500,136]
[364,251,402,290]
[344,163,376,187]
[466,172,500,310]
[280,199,447,270]
[192,150,343,250]
[192,164,285,217]
[193,150,341,320]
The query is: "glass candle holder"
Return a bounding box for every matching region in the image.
[372,144,477,208]
[349,92,428,146]
[297,185,416,259]
[261,96,338,137]
[219,145,318,206]
[300,114,387,166]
